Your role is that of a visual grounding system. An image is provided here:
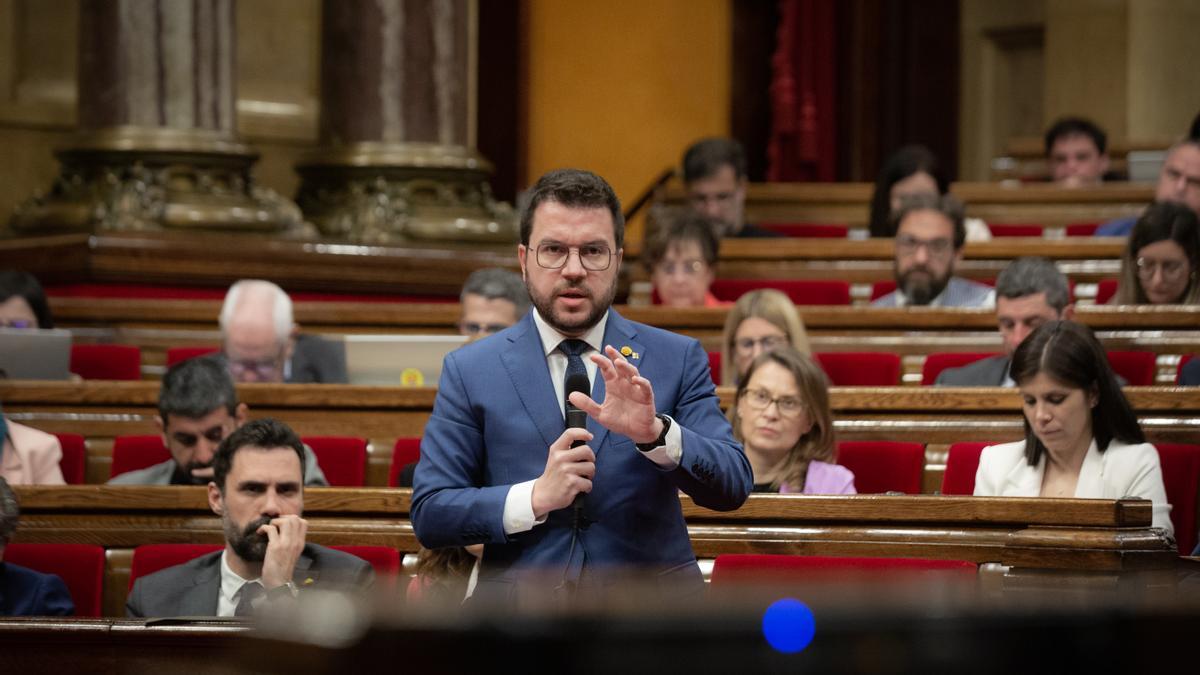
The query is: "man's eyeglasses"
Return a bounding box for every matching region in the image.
[895,235,954,258]
[734,334,788,354]
[740,388,805,417]
[458,321,509,336]
[535,243,614,271]
[1135,257,1189,282]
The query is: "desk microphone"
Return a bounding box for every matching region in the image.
[565,372,591,528]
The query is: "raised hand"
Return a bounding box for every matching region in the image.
[258,514,308,590]
[568,345,661,444]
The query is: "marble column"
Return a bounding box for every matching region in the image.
[296,0,514,243]
[10,0,308,237]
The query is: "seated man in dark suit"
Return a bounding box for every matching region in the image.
[220,279,347,384]
[108,357,327,486]
[937,257,1072,386]
[1180,358,1200,386]
[682,138,781,238]
[126,419,372,618]
[0,477,74,616]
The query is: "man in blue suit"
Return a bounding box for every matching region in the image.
[412,169,753,603]
[0,477,74,616]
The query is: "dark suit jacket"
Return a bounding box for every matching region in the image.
[125,544,374,618]
[411,309,753,601]
[935,355,1010,387]
[1181,358,1200,386]
[0,562,74,616]
[288,334,348,384]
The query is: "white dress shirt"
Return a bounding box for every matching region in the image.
[217,550,263,617]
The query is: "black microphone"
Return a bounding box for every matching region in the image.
[565,372,591,528]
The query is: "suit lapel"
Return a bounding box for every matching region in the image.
[291,547,319,587]
[1007,450,1043,497]
[182,554,221,616]
[592,312,645,453]
[1074,441,1104,497]
[500,314,564,450]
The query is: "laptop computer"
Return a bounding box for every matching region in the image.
[343,334,469,387]
[0,328,73,380]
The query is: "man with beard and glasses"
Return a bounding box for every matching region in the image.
[872,193,995,308]
[411,168,752,605]
[125,418,372,618]
[108,357,327,487]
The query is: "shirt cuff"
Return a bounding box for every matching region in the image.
[503,479,547,535]
[640,415,682,469]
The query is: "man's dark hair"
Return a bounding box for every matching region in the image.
[890,192,967,249]
[1044,117,1108,156]
[519,169,624,249]
[159,356,239,422]
[0,270,53,328]
[1190,110,1200,141]
[0,477,18,546]
[460,268,530,316]
[1009,321,1143,467]
[212,418,306,491]
[995,257,1071,311]
[642,209,721,273]
[868,145,949,238]
[682,137,747,183]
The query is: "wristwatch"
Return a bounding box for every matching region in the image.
[636,414,671,452]
[266,581,299,601]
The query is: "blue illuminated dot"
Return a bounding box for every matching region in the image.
[761,598,816,654]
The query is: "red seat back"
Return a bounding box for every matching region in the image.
[5,543,106,616]
[836,441,925,494]
[710,279,851,306]
[1064,222,1100,237]
[921,353,1002,386]
[165,346,220,367]
[53,433,87,485]
[870,280,898,302]
[1106,351,1157,385]
[711,554,976,585]
[759,222,849,238]
[707,351,722,386]
[1179,354,1196,383]
[302,436,367,487]
[110,435,170,478]
[129,544,223,589]
[330,545,401,591]
[69,344,142,380]
[1096,279,1119,305]
[1154,443,1200,555]
[814,352,901,386]
[988,223,1044,237]
[941,442,992,495]
[389,437,423,487]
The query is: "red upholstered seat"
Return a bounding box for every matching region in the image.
[836,441,925,494]
[759,222,849,238]
[710,554,976,585]
[920,353,1002,386]
[110,435,170,478]
[1179,354,1196,383]
[69,344,142,381]
[707,351,722,387]
[987,223,1044,237]
[53,433,87,485]
[1154,443,1200,555]
[331,545,401,591]
[389,437,423,487]
[302,436,368,487]
[1064,222,1100,236]
[5,543,106,616]
[165,346,219,367]
[129,544,223,589]
[814,352,901,386]
[1095,279,1119,305]
[940,442,992,495]
[710,279,851,305]
[1106,350,1157,385]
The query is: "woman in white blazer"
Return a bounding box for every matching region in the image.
[974,320,1173,537]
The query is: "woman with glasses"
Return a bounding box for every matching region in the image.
[729,348,855,494]
[0,270,53,329]
[642,210,726,308]
[720,289,810,386]
[1111,201,1200,305]
[974,321,1172,535]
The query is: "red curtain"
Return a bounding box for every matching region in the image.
[766,0,837,182]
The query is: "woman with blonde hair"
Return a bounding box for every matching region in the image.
[729,348,855,494]
[720,289,810,386]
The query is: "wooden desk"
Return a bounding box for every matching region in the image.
[9,486,1178,617]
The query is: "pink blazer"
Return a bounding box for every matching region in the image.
[1,420,66,485]
[779,460,857,495]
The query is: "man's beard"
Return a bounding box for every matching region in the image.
[225,515,273,562]
[896,262,951,306]
[171,461,212,486]
[527,276,618,336]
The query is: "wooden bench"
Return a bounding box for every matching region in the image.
[9,485,1178,617]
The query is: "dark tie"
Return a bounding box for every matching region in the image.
[558,339,590,413]
[234,581,264,617]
